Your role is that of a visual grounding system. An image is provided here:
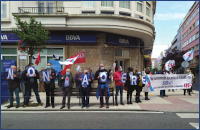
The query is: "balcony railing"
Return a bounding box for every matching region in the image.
[18,7,64,14]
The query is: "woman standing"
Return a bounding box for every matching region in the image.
[125,67,134,104]
[135,70,142,103]
[143,67,151,100]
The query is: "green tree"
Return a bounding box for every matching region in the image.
[153,68,158,73]
[11,15,51,62]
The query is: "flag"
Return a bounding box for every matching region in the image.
[183,49,194,62]
[53,54,59,59]
[156,55,162,63]
[165,60,171,71]
[170,60,175,66]
[61,52,86,75]
[35,51,40,65]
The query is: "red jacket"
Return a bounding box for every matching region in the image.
[114,71,124,86]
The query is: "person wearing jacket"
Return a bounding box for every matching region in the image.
[113,66,124,106]
[94,63,110,108]
[6,65,22,108]
[38,67,45,92]
[23,63,43,108]
[17,67,22,93]
[60,69,74,109]
[136,70,142,103]
[43,63,56,108]
[158,66,168,98]
[108,69,113,88]
[144,67,151,100]
[75,70,82,98]
[80,70,91,108]
[125,67,134,104]
[88,67,95,89]
[57,69,63,94]
[183,68,194,96]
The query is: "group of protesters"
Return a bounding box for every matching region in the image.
[6,62,195,109]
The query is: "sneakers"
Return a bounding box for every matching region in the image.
[120,103,125,105]
[115,103,118,106]
[16,105,19,108]
[23,105,27,108]
[38,103,43,106]
[86,105,89,108]
[106,105,109,108]
[7,105,13,108]
[81,105,85,108]
[99,105,103,108]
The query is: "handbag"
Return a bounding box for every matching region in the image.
[123,82,128,91]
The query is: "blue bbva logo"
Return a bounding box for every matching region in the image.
[162,81,173,85]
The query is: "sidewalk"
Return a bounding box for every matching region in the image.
[1,89,199,112]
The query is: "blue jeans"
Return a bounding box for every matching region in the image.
[8,88,20,105]
[91,83,93,88]
[115,86,123,104]
[21,82,24,94]
[25,85,41,105]
[160,90,166,96]
[59,86,62,92]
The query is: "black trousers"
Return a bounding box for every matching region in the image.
[145,92,149,98]
[45,84,54,106]
[127,86,133,101]
[62,87,71,106]
[184,89,191,95]
[135,86,142,101]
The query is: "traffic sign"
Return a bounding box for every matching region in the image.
[181,61,189,68]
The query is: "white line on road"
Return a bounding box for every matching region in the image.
[189,123,199,129]
[176,113,199,118]
[1,111,164,114]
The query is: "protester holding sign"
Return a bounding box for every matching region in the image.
[158,66,168,98]
[143,67,151,100]
[80,70,91,108]
[60,69,74,109]
[168,68,175,92]
[23,63,43,108]
[113,66,125,106]
[183,68,194,96]
[75,70,82,98]
[125,67,134,104]
[43,63,56,108]
[6,65,22,108]
[135,70,142,103]
[94,63,110,108]
[39,67,45,92]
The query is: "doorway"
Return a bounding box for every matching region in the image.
[115,59,130,73]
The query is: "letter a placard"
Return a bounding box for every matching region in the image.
[27,67,35,77]
[100,72,107,83]
[82,74,89,85]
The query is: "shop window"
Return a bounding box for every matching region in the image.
[101,1,113,7]
[119,1,130,9]
[1,48,17,54]
[115,49,122,56]
[137,1,142,13]
[82,1,95,7]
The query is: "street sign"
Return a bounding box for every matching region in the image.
[181,61,189,68]
[19,55,26,60]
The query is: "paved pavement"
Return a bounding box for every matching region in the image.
[1,88,199,112]
[1,111,199,129]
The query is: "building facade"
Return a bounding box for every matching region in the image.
[1,1,156,86]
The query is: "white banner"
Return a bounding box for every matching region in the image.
[143,74,192,92]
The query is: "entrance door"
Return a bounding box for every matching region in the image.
[115,59,125,73]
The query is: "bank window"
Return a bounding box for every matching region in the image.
[101,1,113,7]
[82,1,95,7]
[115,49,122,56]
[1,1,8,19]
[146,2,151,17]
[137,1,143,13]
[1,48,17,54]
[119,1,130,9]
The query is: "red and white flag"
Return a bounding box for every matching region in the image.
[35,51,40,65]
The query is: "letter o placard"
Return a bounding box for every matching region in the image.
[28,67,35,77]
[100,72,107,83]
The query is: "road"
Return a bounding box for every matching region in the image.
[1,111,199,129]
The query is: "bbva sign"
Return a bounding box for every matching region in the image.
[66,35,80,41]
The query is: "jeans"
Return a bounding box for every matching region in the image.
[91,83,93,88]
[21,81,24,94]
[8,88,20,105]
[25,84,41,105]
[160,90,166,96]
[98,84,109,106]
[115,86,123,104]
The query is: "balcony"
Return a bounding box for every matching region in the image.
[18,7,65,14]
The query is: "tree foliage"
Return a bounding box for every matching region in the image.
[11,15,51,62]
[153,68,158,72]
[161,49,186,70]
